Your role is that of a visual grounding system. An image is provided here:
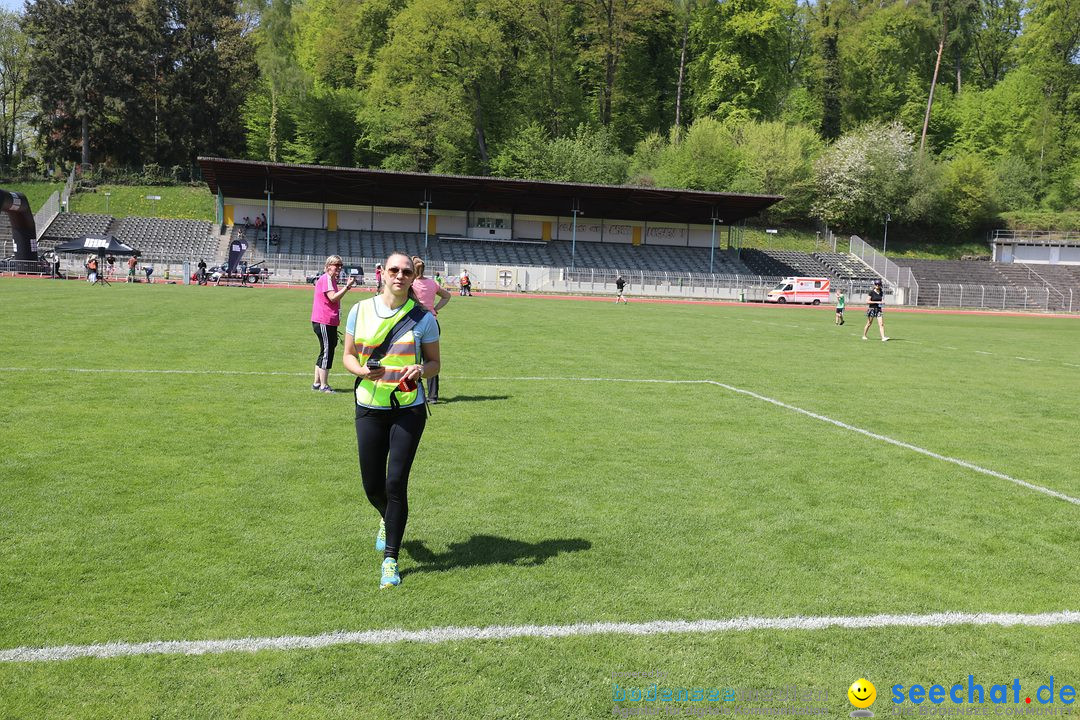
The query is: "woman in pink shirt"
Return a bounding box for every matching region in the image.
[311,255,355,393]
[410,256,451,402]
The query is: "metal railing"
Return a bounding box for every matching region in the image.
[848,235,919,304]
[1015,263,1066,308]
[33,191,61,239]
[990,229,1080,245]
[925,284,1074,312]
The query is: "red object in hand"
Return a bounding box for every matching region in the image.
[397,377,417,392]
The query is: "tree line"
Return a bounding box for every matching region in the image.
[2,0,1077,237]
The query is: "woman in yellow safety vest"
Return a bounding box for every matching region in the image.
[342,252,441,589]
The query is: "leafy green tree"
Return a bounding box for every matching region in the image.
[689,0,809,122]
[938,152,1000,227]
[651,116,742,190]
[839,1,936,128]
[919,0,979,153]
[806,0,857,140]
[492,123,629,183]
[282,86,361,166]
[627,131,667,184]
[730,120,823,221]
[0,10,30,165]
[947,69,1050,160]
[577,0,664,127]
[245,0,305,162]
[968,0,1024,87]
[994,154,1038,209]
[364,0,508,172]
[162,0,257,166]
[25,0,153,166]
[812,121,918,231]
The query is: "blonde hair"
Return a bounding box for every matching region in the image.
[325,255,343,268]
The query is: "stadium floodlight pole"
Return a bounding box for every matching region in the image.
[422,191,431,252]
[709,208,719,274]
[883,213,891,255]
[570,198,581,271]
[265,188,272,257]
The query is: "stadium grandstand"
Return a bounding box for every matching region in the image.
[5,159,1079,311]
[198,158,783,285]
[894,257,1080,312]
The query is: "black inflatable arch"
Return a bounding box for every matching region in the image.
[1,189,38,260]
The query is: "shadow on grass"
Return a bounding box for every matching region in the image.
[318,392,512,401]
[401,534,591,576]
[439,395,510,404]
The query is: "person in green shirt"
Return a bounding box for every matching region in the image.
[835,289,846,325]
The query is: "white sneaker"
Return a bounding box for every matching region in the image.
[861,336,868,341]
[881,337,890,342]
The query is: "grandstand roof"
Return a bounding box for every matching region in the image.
[198,158,782,224]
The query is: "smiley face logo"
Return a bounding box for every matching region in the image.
[848,679,877,709]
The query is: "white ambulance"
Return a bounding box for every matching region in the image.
[766,276,831,305]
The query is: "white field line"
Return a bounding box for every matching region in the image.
[457,375,1080,507]
[2,610,1077,663]
[4,367,1078,506]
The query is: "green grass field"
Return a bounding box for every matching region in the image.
[1,181,65,212]
[69,184,216,220]
[1,279,1077,719]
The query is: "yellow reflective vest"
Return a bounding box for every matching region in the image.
[350,298,424,408]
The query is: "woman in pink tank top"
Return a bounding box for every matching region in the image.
[410,256,451,402]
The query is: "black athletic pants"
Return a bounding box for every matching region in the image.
[312,322,336,370]
[355,404,427,559]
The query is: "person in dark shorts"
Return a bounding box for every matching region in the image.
[862,279,889,341]
[311,255,356,392]
[835,289,845,325]
[615,275,627,304]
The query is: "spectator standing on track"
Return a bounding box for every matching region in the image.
[311,255,355,393]
[615,275,628,304]
[197,259,207,284]
[342,251,440,589]
[375,264,383,293]
[106,255,116,279]
[86,255,98,283]
[862,279,889,341]
[459,268,471,296]
[411,255,451,403]
[127,255,138,282]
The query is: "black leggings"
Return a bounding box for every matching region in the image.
[312,322,336,370]
[355,404,427,559]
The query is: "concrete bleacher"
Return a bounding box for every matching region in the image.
[813,252,878,282]
[113,217,216,260]
[740,248,835,279]
[36,213,113,250]
[894,258,1079,310]
[241,224,756,275]
[32,212,218,261]
[243,226,429,262]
